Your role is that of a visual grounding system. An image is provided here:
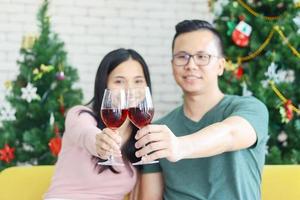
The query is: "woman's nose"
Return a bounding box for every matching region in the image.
[120,82,129,90]
[127,82,136,89]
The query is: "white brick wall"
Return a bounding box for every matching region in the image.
[0,0,212,119]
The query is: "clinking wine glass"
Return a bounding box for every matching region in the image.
[128,86,159,165]
[98,88,127,166]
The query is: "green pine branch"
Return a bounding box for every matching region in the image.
[0,0,83,170]
[213,0,300,164]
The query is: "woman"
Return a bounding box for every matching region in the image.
[44,48,152,200]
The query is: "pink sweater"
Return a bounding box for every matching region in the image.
[44,106,137,200]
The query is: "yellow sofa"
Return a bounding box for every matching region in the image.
[0,165,54,200]
[261,165,300,200]
[0,165,299,200]
[0,165,129,200]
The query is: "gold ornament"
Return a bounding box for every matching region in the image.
[236,0,282,20]
[274,26,300,58]
[4,80,12,90]
[40,64,54,72]
[21,34,38,49]
[236,0,300,21]
[269,81,300,115]
[33,64,54,81]
[225,60,238,71]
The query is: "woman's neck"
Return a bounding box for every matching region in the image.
[119,118,132,146]
[183,89,224,122]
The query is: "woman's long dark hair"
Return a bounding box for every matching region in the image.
[82,48,152,174]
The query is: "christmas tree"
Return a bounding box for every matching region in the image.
[211,0,300,164]
[0,0,83,170]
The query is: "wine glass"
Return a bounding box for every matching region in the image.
[127,86,159,165]
[98,88,127,166]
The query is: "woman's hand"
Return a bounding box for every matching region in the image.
[134,125,182,162]
[95,128,122,159]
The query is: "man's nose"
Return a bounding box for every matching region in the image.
[184,56,198,70]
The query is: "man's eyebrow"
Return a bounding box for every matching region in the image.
[175,51,188,54]
[195,51,208,54]
[175,50,208,54]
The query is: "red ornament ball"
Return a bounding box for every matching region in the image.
[48,137,62,156]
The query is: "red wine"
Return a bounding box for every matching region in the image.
[128,107,154,128]
[101,108,128,129]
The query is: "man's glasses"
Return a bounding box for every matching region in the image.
[172,52,220,67]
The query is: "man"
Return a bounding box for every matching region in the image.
[135,20,269,200]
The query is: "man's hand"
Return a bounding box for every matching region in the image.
[134,125,182,162]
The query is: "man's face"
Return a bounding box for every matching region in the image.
[172,30,225,95]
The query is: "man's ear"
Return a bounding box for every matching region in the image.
[218,58,226,76]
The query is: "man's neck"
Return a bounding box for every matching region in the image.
[183,89,224,122]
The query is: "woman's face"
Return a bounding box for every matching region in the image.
[107,59,147,90]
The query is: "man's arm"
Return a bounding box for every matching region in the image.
[135,116,257,162]
[139,172,164,200]
[180,116,257,159]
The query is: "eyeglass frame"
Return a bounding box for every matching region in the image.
[172,51,221,67]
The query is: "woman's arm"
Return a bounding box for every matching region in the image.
[63,105,100,156]
[128,172,140,200]
[63,105,122,159]
[139,172,164,200]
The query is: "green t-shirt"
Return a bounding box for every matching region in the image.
[143,95,269,200]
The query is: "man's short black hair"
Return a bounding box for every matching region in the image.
[172,19,224,56]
